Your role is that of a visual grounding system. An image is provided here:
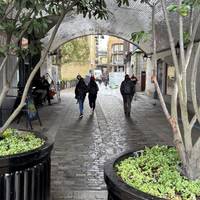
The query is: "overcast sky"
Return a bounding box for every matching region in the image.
[98,35,109,52]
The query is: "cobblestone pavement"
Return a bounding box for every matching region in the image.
[12,86,199,200]
[50,87,175,200]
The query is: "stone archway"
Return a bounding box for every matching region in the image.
[43,0,156,52]
[41,0,200,95]
[41,0,158,94]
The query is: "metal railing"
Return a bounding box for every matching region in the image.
[59,80,78,90]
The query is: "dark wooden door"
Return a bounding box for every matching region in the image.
[141,71,146,91]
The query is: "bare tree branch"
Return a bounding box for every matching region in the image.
[178,0,186,66]
[185,11,200,70]
[153,76,186,164]
[192,136,200,157]
[161,0,192,159]
[152,5,157,76]
[178,0,187,105]
[190,114,197,130]
[189,7,194,37]
[0,55,8,72]
[191,42,200,124]
[153,76,171,119]
[161,0,181,79]
[171,81,178,119]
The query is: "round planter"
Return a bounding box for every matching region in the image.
[104,149,165,200]
[0,132,53,200]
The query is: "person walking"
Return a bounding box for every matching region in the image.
[88,76,99,113]
[41,75,51,105]
[131,74,138,86]
[120,74,135,117]
[131,74,138,101]
[75,75,88,118]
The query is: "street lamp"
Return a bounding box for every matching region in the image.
[143,53,151,62]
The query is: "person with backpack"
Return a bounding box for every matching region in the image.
[75,75,88,118]
[131,74,138,100]
[88,76,99,113]
[120,74,135,117]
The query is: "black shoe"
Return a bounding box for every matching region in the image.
[79,113,83,118]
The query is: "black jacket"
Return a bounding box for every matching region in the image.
[75,79,88,99]
[88,80,99,95]
[120,79,135,95]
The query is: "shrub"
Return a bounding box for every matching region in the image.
[116,146,200,200]
[0,128,45,156]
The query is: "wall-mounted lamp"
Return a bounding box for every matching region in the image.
[143,53,151,61]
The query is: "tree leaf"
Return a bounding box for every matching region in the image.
[167,4,178,12]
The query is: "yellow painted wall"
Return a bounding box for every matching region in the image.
[61,62,90,80]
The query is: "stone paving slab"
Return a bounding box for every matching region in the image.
[11,87,200,200]
[50,88,175,200]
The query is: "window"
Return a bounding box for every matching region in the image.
[112,44,123,53]
[112,55,124,64]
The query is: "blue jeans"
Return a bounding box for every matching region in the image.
[78,98,84,114]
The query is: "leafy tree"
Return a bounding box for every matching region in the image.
[131,0,200,180]
[61,37,90,63]
[0,0,129,134]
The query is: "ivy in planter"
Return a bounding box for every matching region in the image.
[116,146,200,200]
[0,128,45,156]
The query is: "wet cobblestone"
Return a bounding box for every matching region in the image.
[12,88,199,200]
[12,88,200,199]
[51,88,174,200]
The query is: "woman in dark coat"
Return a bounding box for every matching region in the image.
[75,75,88,117]
[87,76,99,113]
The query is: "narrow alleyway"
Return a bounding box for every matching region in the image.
[12,86,189,200]
[50,87,174,200]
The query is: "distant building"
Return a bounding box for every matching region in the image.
[54,35,96,81]
[107,37,125,72]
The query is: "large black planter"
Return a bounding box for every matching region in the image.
[104,149,165,200]
[0,133,53,200]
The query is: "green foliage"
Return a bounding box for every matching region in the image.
[116,0,151,7]
[183,0,200,7]
[0,0,111,59]
[116,146,200,200]
[61,37,90,63]
[76,0,108,20]
[0,128,45,156]
[116,0,129,7]
[130,31,149,44]
[183,31,190,44]
[167,3,191,17]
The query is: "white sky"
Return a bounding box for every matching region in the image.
[98,35,109,52]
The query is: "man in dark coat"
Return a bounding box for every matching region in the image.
[75,75,88,118]
[120,74,135,117]
[88,76,99,113]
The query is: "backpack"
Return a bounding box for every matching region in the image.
[123,81,132,94]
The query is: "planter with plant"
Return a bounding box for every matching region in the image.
[0,0,132,199]
[0,128,53,200]
[105,146,200,200]
[104,0,200,199]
